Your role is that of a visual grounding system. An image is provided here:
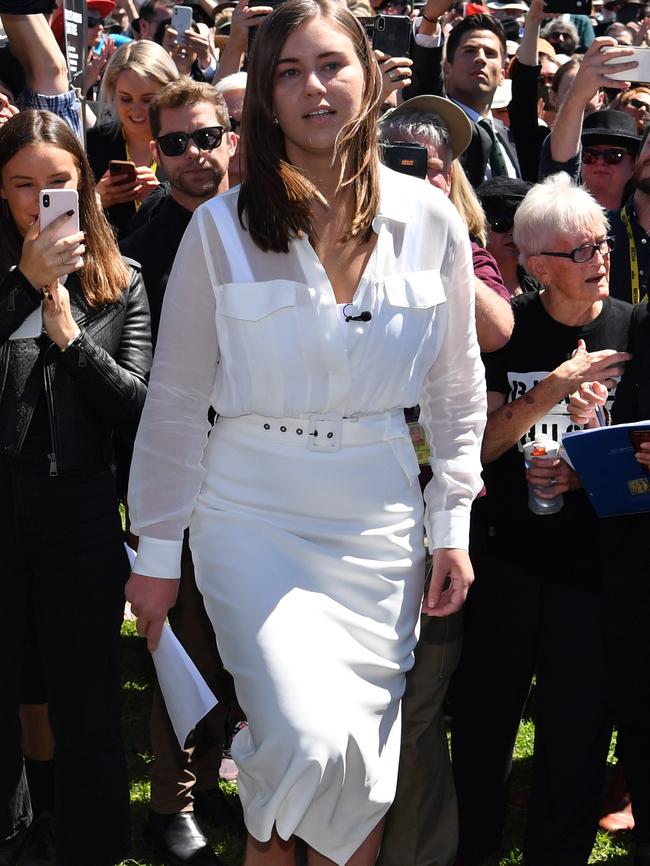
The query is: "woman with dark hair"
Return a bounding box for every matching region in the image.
[126,1,486,864]
[0,109,151,866]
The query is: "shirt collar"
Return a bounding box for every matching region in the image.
[374,162,415,226]
[450,96,493,126]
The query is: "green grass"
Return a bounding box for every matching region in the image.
[118,621,633,866]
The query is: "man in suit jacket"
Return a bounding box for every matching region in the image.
[405,7,522,187]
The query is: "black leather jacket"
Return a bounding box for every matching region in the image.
[0,260,152,481]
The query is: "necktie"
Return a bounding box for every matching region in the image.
[479,118,509,178]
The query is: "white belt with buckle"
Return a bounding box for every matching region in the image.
[307,415,343,452]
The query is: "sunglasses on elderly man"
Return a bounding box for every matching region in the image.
[156,126,226,157]
[629,98,650,112]
[582,147,629,166]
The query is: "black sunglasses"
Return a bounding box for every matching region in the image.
[487,214,514,233]
[156,126,226,157]
[87,13,105,26]
[582,147,628,166]
[629,98,650,112]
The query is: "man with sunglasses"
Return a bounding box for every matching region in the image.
[542,37,639,203]
[121,78,237,866]
[544,105,639,211]
[605,125,650,304]
[121,78,236,344]
[539,36,650,305]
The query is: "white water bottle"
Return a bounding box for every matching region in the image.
[522,438,564,515]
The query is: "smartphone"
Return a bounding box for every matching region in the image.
[630,429,650,475]
[372,14,411,57]
[8,189,79,341]
[379,140,428,179]
[109,159,137,184]
[543,0,590,12]
[171,4,193,44]
[39,188,80,241]
[603,45,650,82]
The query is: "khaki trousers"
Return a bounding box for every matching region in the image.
[378,611,463,866]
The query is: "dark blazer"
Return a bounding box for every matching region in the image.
[404,36,522,188]
[86,121,166,241]
[120,193,192,347]
[508,58,549,183]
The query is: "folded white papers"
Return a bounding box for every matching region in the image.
[124,543,137,568]
[151,623,218,748]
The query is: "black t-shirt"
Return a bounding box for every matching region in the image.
[473,291,632,586]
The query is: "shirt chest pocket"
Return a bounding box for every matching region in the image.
[383,270,446,310]
[218,280,299,321]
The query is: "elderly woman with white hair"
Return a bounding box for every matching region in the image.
[449,172,632,866]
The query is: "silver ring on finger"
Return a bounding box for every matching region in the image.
[549,479,558,486]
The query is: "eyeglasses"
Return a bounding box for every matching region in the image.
[156,126,226,156]
[87,13,105,26]
[540,236,616,264]
[487,214,514,233]
[229,116,241,133]
[582,147,628,166]
[629,98,650,112]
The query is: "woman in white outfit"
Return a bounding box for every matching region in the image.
[126,1,487,863]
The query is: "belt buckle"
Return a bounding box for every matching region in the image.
[307,415,342,452]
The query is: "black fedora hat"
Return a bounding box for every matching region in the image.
[581,109,641,153]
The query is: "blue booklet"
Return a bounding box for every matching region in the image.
[562,421,650,516]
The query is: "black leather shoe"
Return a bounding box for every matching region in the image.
[193,787,243,830]
[145,812,224,866]
[15,812,57,866]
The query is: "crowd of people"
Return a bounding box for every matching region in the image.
[0,0,649,865]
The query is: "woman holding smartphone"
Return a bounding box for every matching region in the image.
[127,1,486,863]
[0,109,151,866]
[87,39,178,238]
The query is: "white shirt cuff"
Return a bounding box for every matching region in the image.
[133,536,183,579]
[413,19,443,47]
[426,510,471,553]
[199,59,217,78]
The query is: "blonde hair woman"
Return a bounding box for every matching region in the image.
[86,40,179,238]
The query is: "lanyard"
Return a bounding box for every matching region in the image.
[124,138,158,212]
[620,204,647,305]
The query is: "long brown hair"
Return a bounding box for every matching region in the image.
[0,110,130,306]
[238,0,383,253]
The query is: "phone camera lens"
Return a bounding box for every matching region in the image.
[377,16,384,28]
[43,195,50,207]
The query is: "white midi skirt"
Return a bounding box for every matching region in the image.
[189,410,426,865]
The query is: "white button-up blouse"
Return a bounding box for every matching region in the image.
[129,166,487,578]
